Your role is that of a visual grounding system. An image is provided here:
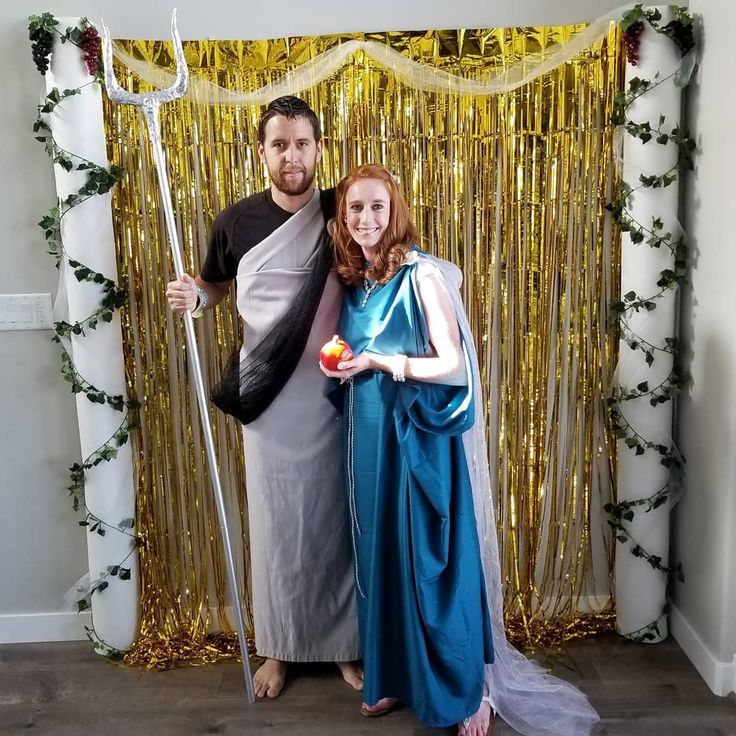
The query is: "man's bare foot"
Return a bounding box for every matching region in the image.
[253,658,287,698]
[336,660,364,691]
[457,696,493,736]
[360,697,399,717]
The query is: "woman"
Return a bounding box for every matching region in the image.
[321,164,600,736]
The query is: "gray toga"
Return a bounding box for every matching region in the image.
[233,190,359,660]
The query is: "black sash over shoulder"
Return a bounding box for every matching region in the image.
[210,227,333,425]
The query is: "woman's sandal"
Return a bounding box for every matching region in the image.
[360,697,399,718]
[460,695,495,735]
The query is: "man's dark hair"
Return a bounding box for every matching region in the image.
[257,96,321,144]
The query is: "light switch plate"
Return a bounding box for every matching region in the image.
[0,293,53,331]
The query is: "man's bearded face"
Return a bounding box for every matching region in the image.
[258,115,321,197]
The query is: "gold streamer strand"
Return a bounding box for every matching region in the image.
[105,25,623,667]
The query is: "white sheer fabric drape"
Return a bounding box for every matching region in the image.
[109,4,632,103]
[428,253,599,736]
[48,19,139,651]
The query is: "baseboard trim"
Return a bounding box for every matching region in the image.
[670,603,736,696]
[0,611,91,644]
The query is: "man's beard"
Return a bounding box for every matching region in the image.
[270,164,316,196]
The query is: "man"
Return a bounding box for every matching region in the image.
[166,96,361,698]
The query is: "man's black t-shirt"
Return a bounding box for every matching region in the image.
[200,188,336,283]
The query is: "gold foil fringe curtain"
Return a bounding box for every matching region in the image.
[105,26,622,667]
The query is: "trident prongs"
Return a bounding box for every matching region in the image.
[99,10,256,706]
[101,9,188,108]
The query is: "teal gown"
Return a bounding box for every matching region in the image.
[330,255,494,728]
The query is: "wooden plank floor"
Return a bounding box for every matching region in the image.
[1,633,735,735]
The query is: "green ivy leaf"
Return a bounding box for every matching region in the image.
[620,5,645,31]
[65,27,83,45]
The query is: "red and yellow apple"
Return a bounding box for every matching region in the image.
[320,335,354,371]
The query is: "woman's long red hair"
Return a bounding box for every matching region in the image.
[332,164,419,286]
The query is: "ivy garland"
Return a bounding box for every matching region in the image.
[605,4,695,642]
[28,13,137,658]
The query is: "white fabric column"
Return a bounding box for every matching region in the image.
[615,7,683,641]
[47,18,138,651]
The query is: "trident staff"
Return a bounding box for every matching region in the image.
[101,10,256,705]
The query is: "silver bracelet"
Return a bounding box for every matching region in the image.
[191,286,209,318]
[392,354,407,382]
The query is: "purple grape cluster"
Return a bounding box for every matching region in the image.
[29,25,53,75]
[80,26,101,76]
[624,21,645,66]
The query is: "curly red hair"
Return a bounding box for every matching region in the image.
[332,164,419,286]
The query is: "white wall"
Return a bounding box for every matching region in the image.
[672,0,736,697]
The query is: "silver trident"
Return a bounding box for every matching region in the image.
[101,10,256,705]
